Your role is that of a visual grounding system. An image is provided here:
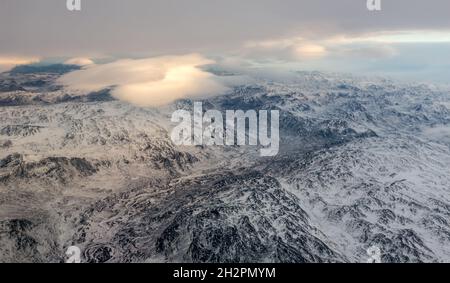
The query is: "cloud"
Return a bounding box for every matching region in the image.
[360,30,450,44]
[224,30,450,83]
[294,44,327,59]
[64,57,95,66]
[336,45,397,59]
[2,0,450,58]
[2,1,450,83]
[241,32,405,62]
[0,56,40,73]
[243,37,328,61]
[58,54,228,107]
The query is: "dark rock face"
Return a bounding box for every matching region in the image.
[0,153,23,168]
[0,153,23,183]
[0,95,30,106]
[0,140,12,148]
[55,89,116,104]
[0,154,97,184]
[68,158,98,176]
[0,80,26,92]
[84,244,115,263]
[0,217,63,263]
[74,171,343,263]
[1,125,44,137]
[1,219,38,253]
[9,64,81,75]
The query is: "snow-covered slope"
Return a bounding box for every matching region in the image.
[0,68,449,262]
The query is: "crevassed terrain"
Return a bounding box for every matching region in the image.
[0,67,449,263]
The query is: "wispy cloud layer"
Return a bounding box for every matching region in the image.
[2,0,450,58]
[2,1,450,83]
[242,30,450,62]
[236,30,450,83]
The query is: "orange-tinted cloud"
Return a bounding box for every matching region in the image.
[58,54,228,107]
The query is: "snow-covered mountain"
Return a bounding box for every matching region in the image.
[0,67,449,263]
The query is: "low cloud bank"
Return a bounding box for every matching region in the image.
[64,57,94,66]
[58,54,228,107]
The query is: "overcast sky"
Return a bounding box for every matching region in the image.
[1,0,450,82]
